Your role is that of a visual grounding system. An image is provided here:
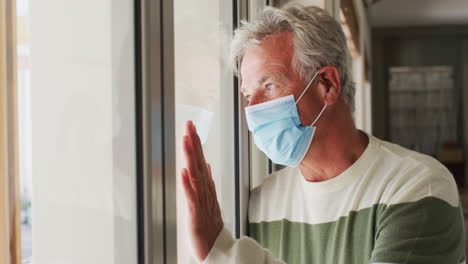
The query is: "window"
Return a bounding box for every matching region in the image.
[173,1,236,262]
[16,0,32,262]
[6,1,355,263]
[16,0,138,263]
[1,0,21,263]
[248,0,272,190]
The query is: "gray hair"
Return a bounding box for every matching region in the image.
[231,3,355,112]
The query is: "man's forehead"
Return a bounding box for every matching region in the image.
[262,31,294,49]
[242,32,294,65]
[240,32,294,89]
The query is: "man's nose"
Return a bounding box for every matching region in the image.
[247,93,264,107]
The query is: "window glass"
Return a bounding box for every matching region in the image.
[16,0,32,262]
[174,1,235,263]
[25,0,138,263]
[249,0,268,19]
[247,0,272,190]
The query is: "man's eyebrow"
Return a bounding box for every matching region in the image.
[241,72,286,93]
[258,72,285,86]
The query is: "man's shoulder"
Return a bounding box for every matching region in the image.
[373,136,459,207]
[377,137,446,168]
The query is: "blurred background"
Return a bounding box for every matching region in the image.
[369,0,468,191]
[367,3,468,252]
[1,0,468,263]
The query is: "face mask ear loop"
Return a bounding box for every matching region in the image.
[311,104,327,126]
[295,71,320,104]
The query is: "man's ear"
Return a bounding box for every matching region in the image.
[318,65,341,105]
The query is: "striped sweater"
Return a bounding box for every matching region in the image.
[204,134,465,264]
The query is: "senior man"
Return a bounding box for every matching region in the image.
[181,3,465,264]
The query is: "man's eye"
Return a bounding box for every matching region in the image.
[266,83,276,90]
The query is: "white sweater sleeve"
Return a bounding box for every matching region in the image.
[203,227,286,264]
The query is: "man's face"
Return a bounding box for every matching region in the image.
[240,31,324,126]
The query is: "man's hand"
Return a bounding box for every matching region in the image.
[181,120,224,262]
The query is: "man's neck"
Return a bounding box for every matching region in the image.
[298,107,369,183]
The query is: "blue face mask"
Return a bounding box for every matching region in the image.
[245,71,327,167]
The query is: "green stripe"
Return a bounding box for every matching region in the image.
[249,197,465,264]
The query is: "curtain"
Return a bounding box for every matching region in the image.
[389,66,459,156]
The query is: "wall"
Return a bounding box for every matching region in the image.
[273,0,340,16]
[352,0,373,133]
[29,0,137,263]
[368,0,468,27]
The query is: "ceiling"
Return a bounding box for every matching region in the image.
[367,0,468,27]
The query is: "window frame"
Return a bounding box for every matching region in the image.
[0,0,21,262]
[136,0,176,263]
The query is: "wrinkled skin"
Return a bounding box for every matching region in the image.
[181,120,223,261]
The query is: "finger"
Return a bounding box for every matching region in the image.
[189,122,207,171]
[205,164,221,215]
[184,121,203,171]
[181,168,197,207]
[206,163,217,195]
[184,120,192,136]
[206,162,212,178]
[182,136,195,172]
[201,162,215,203]
[183,167,197,194]
[182,135,199,182]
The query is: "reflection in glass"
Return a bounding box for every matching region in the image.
[174,1,235,263]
